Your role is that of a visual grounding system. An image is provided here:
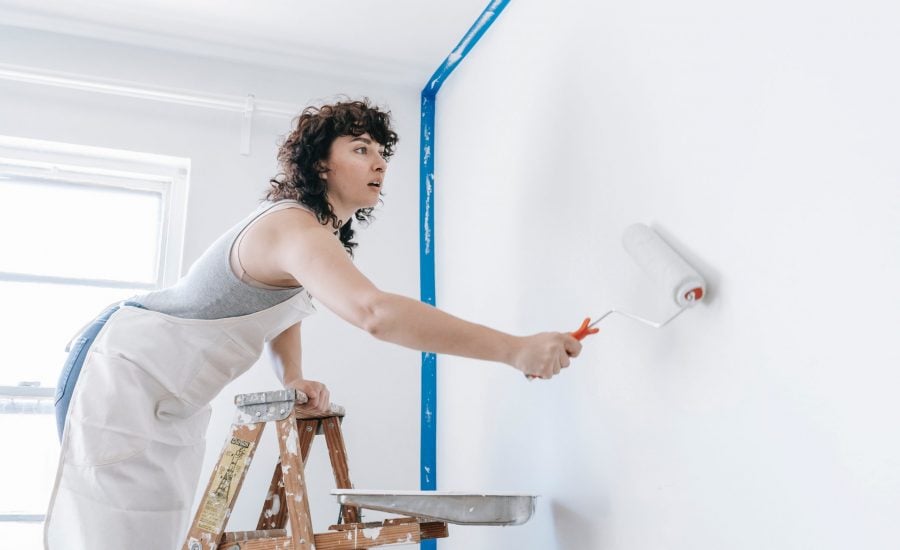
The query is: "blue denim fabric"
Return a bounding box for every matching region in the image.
[55,301,146,440]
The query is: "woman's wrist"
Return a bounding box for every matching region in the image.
[500,334,524,369]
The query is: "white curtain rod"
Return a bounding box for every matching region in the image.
[0,62,298,117]
[0,62,300,154]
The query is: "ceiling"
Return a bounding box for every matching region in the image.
[0,0,493,86]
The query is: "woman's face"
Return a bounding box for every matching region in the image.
[322,132,387,215]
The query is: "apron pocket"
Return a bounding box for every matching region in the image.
[63,350,167,467]
[65,420,151,466]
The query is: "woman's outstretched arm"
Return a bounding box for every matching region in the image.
[266,209,581,379]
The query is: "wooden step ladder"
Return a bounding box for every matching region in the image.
[182,389,448,550]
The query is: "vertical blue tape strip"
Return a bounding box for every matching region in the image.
[420,92,437,493]
[419,1,511,548]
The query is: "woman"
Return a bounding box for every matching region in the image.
[44,98,582,549]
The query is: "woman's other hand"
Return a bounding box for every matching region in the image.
[287,379,332,414]
[510,333,582,379]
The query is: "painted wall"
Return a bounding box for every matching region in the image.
[0,26,423,533]
[433,1,900,548]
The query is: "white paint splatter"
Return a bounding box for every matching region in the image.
[424,174,433,254]
[286,432,298,455]
[452,13,491,58]
[362,527,382,540]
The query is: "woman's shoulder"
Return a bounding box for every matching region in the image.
[235,200,335,282]
[253,201,327,240]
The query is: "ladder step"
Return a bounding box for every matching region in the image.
[313,521,448,550]
[221,529,287,543]
[218,535,292,549]
[328,517,418,531]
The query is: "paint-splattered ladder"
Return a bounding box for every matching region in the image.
[182,389,448,550]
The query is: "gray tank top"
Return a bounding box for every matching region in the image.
[131,200,311,319]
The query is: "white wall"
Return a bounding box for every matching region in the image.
[434,1,900,548]
[0,26,423,534]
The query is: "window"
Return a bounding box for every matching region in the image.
[0,136,189,547]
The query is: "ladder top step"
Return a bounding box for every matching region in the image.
[235,389,345,423]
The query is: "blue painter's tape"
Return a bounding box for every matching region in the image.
[419,1,511,548]
[423,0,512,95]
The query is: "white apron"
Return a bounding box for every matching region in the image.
[44,290,316,550]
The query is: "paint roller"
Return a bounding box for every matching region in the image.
[572,223,706,338]
[526,223,705,379]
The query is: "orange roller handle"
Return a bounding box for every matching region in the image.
[571,317,600,341]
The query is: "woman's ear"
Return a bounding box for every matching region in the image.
[314,160,328,179]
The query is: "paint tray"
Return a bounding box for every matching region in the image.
[332,490,536,526]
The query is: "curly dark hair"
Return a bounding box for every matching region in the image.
[266,98,399,256]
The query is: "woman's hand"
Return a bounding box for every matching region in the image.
[286,379,332,414]
[509,333,582,379]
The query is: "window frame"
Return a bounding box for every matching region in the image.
[0,135,190,524]
[0,135,190,288]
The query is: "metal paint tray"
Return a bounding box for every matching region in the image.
[332,490,536,526]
